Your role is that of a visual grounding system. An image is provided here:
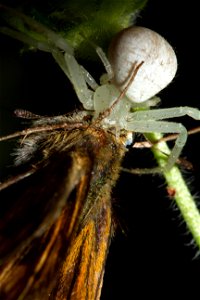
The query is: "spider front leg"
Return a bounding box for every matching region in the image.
[1,20,94,110]
[0,6,112,112]
[63,53,95,110]
[0,5,74,54]
[63,45,115,111]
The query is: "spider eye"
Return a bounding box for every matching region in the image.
[108,26,177,103]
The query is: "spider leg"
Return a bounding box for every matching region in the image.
[0,5,96,110]
[125,120,188,171]
[96,46,113,81]
[0,26,53,52]
[80,66,99,90]
[52,50,98,111]
[129,106,200,121]
[64,53,94,110]
[0,5,80,89]
[0,4,73,54]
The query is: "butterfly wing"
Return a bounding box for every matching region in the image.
[0,126,124,300]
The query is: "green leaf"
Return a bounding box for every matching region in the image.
[0,0,148,59]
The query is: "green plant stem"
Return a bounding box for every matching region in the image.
[149,132,200,248]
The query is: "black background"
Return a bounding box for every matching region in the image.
[1,0,200,299]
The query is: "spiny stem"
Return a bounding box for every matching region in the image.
[148,132,200,249]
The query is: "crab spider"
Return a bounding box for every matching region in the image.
[51,26,200,172]
[1,11,200,172]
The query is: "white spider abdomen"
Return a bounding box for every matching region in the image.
[109,26,177,103]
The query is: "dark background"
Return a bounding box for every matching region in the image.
[1,0,200,299]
